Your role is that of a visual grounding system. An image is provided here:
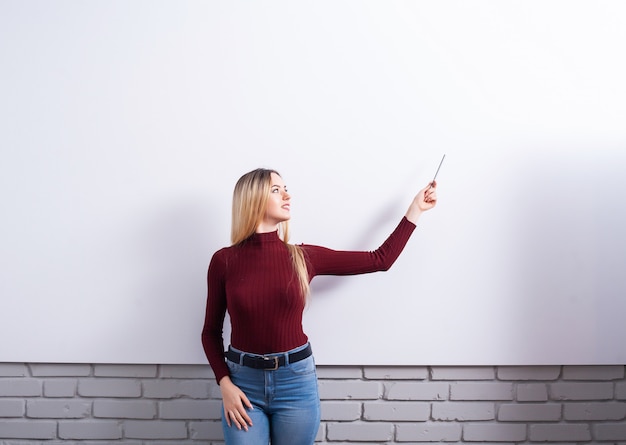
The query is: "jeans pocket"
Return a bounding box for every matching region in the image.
[288,355,316,376]
[226,360,242,375]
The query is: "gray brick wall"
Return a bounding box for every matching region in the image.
[0,363,625,443]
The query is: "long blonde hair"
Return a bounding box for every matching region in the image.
[231,168,310,301]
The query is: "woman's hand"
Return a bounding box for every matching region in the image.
[219,376,253,431]
[405,181,438,224]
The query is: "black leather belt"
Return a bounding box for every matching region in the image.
[226,344,312,370]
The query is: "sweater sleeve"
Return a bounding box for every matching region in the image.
[201,249,230,384]
[304,217,416,278]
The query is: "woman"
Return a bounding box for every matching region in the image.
[202,168,437,444]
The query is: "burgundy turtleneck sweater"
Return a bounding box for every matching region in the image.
[201,217,416,383]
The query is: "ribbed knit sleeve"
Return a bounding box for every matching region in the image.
[201,249,230,384]
[304,217,416,278]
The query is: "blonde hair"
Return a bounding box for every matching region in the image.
[231,168,310,301]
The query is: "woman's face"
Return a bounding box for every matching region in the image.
[261,172,291,228]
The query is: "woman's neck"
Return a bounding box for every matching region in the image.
[255,222,279,234]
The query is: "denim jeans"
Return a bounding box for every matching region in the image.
[222,343,321,445]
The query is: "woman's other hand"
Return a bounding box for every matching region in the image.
[405,181,438,224]
[219,376,254,430]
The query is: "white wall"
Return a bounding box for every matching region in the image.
[1,0,625,365]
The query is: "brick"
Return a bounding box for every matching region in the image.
[516,383,548,401]
[159,399,221,419]
[189,420,226,440]
[498,403,561,421]
[0,399,25,417]
[431,366,495,380]
[207,381,222,399]
[363,401,429,421]
[327,421,393,442]
[529,423,591,442]
[550,382,613,400]
[26,399,91,418]
[317,366,362,379]
[1,442,140,445]
[0,420,57,439]
[450,382,514,401]
[385,382,448,401]
[94,400,157,419]
[617,382,626,400]
[562,365,624,380]
[564,402,626,420]
[364,366,428,380]
[594,422,626,441]
[0,442,68,445]
[396,422,462,442]
[0,363,28,377]
[124,443,161,445]
[318,380,381,400]
[315,423,325,442]
[124,420,188,439]
[29,363,91,377]
[43,379,77,397]
[78,378,141,398]
[497,366,560,381]
[463,423,526,442]
[321,401,361,421]
[142,379,211,399]
[159,364,214,379]
[94,364,158,378]
[432,402,495,421]
[58,420,123,439]
[140,440,189,445]
[0,379,41,397]
[142,442,195,445]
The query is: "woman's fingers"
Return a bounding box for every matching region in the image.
[224,398,253,430]
[237,393,253,426]
[425,189,437,203]
[239,405,253,429]
[424,181,437,204]
[228,409,249,431]
[225,405,252,430]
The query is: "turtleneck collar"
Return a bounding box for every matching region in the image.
[247,230,282,245]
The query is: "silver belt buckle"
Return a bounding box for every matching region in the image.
[264,356,279,370]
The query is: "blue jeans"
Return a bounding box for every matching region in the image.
[222,343,321,445]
